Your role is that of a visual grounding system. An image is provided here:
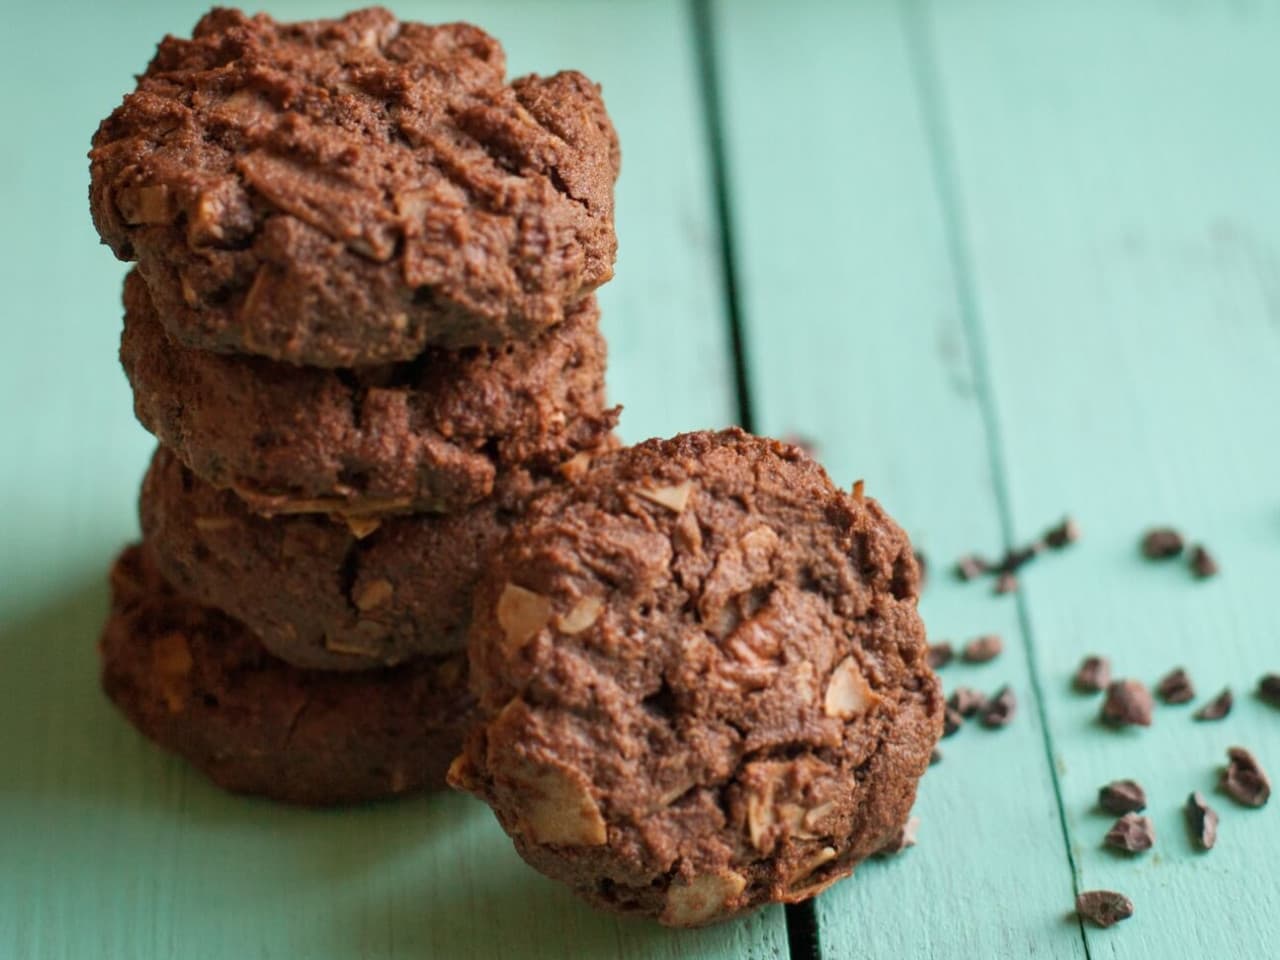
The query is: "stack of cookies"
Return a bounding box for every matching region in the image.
[88,8,620,805]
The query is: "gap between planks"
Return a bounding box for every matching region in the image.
[689,0,816,957]
[899,0,1091,956]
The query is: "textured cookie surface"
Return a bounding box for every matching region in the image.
[451,429,942,926]
[121,269,616,516]
[91,7,619,365]
[139,445,596,671]
[101,544,474,805]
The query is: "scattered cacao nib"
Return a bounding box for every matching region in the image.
[1259,673,1280,707]
[979,686,1016,728]
[998,544,1040,574]
[1189,544,1219,579]
[954,554,989,581]
[1098,779,1147,815]
[1185,792,1219,850]
[1221,747,1270,808]
[993,571,1018,595]
[1156,667,1195,705]
[1141,527,1185,559]
[1044,516,1081,549]
[914,550,928,589]
[926,642,954,670]
[962,634,1003,664]
[876,815,920,856]
[1193,688,1233,721]
[1073,655,1112,694]
[1104,813,1155,854]
[929,747,943,766]
[1076,890,1134,928]
[1100,679,1154,728]
[942,706,963,738]
[947,687,988,718]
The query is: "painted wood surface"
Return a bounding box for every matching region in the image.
[708,1,1083,956]
[0,2,782,959]
[924,2,1280,957]
[3,1,1279,958]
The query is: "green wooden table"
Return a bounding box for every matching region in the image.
[3,1,1278,956]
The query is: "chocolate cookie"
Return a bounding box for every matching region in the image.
[101,544,473,805]
[120,270,616,517]
[450,429,942,926]
[140,445,593,671]
[90,8,620,365]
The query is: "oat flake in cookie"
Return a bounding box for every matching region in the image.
[450,429,943,926]
[101,545,474,806]
[120,270,616,517]
[90,7,620,365]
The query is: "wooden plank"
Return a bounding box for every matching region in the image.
[919,0,1280,956]
[707,1,1085,956]
[0,2,777,958]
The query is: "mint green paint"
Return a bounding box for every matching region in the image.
[924,1,1280,956]
[4,1,1278,956]
[0,2,778,958]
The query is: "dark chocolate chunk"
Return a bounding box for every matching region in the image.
[993,571,1018,595]
[1104,813,1155,854]
[1189,544,1219,579]
[1193,688,1233,721]
[1044,517,1081,549]
[926,642,954,671]
[1156,667,1195,705]
[1098,779,1147,815]
[998,544,1040,574]
[876,815,920,856]
[942,706,963,738]
[947,687,988,719]
[914,550,928,589]
[929,747,943,766]
[1141,528,1184,559]
[1073,655,1112,694]
[1076,890,1135,928]
[1100,679,1153,728]
[1221,747,1270,808]
[962,634,1003,664]
[1185,792,1219,850]
[954,554,989,581]
[1260,673,1280,708]
[979,686,1016,728]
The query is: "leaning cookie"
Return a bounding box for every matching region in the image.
[450,429,942,926]
[90,8,619,366]
[139,445,602,671]
[121,270,616,518]
[101,544,474,806]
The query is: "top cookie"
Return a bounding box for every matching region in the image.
[90,7,620,366]
[451,429,941,926]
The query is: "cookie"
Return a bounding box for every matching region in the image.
[101,544,473,805]
[449,429,942,926]
[90,8,620,366]
[120,270,616,517]
[140,445,585,671]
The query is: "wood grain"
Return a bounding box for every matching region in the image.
[0,2,779,958]
[923,1,1280,956]
[707,1,1085,956]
